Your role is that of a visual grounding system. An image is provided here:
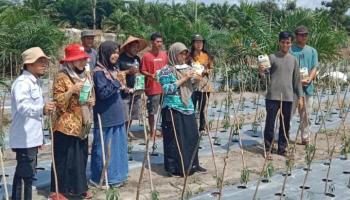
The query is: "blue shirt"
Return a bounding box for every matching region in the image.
[10,70,44,148]
[289,44,318,96]
[93,71,125,128]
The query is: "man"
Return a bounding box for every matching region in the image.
[10,47,56,200]
[118,36,148,135]
[259,32,304,159]
[141,33,168,138]
[81,30,97,70]
[290,26,318,145]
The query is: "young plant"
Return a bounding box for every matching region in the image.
[240,167,250,186]
[305,144,316,166]
[106,187,120,200]
[263,161,275,181]
[340,134,350,160]
[213,99,218,108]
[151,191,159,200]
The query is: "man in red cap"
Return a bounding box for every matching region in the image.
[10,47,56,200]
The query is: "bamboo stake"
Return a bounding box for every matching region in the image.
[97,114,109,189]
[0,149,8,200]
[49,114,59,200]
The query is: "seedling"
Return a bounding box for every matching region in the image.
[106,187,120,200]
[240,167,250,187]
[262,161,274,182]
[214,137,221,146]
[340,134,350,160]
[151,191,159,200]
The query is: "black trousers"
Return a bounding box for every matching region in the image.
[264,100,292,154]
[192,91,210,131]
[12,147,38,200]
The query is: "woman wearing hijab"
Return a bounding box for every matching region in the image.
[189,34,214,134]
[51,44,94,200]
[90,41,128,187]
[158,42,207,177]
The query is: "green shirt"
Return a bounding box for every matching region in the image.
[289,44,318,96]
[158,66,194,114]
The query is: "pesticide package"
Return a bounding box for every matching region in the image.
[134,74,145,91]
[79,81,92,104]
[257,54,271,69]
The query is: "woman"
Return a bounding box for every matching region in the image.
[158,42,206,177]
[90,41,128,187]
[189,34,214,133]
[51,44,94,200]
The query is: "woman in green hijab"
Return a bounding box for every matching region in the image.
[158,42,207,177]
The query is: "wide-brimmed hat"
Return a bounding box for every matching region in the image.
[60,44,90,64]
[120,36,148,53]
[22,47,50,64]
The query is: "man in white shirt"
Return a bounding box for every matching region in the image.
[10,47,55,200]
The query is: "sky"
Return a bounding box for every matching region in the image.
[149,0,330,10]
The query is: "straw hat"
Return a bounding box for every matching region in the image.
[60,44,90,64]
[22,47,50,64]
[120,36,148,53]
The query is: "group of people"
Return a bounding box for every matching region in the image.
[9,25,317,199]
[9,31,214,200]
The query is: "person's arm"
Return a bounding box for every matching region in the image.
[309,49,318,81]
[158,69,191,95]
[293,59,304,108]
[93,71,121,100]
[140,56,155,78]
[13,81,44,118]
[53,74,83,113]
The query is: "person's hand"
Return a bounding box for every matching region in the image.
[87,97,95,107]
[301,79,311,86]
[128,66,139,75]
[298,97,304,110]
[70,82,84,94]
[43,101,56,115]
[116,71,126,85]
[258,64,265,74]
[150,73,156,79]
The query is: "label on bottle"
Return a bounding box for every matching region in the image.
[79,81,92,104]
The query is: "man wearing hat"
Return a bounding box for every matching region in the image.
[10,47,56,200]
[290,25,318,145]
[81,30,97,70]
[118,36,148,134]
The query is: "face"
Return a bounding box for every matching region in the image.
[193,40,204,51]
[176,50,188,65]
[72,59,87,70]
[81,36,95,49]
[27,57,49,77]
[110,48,120,64]
[279,38,292,53]
[126,41,140,56]
[152,38,163,51]
[296,32,308,45]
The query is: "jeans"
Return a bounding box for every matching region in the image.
[264,100,292,154]
[12,147,38,200]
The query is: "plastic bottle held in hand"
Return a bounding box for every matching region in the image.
[134,59,139,69]
[79,80,92,104]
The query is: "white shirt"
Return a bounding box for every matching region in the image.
[9,70,44,148]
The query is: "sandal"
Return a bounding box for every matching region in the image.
[82,191,93,199]
[49,192,68,200]
[265,153,273,161]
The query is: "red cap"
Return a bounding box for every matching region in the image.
[60,44,90,64]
